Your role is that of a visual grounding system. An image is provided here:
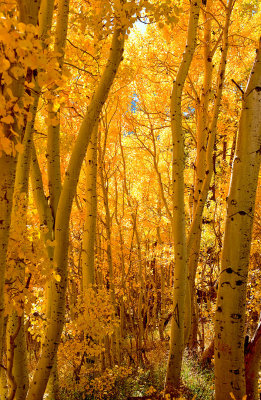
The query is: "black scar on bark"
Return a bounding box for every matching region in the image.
[230,314,242,320]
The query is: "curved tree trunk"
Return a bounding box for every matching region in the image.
[26,19,126,400]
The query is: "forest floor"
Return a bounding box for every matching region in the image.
[59,339,215,399]
[112,341,215,400]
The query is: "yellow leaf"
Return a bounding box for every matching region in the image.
[54,273,61,282]
[53,101,60,112]
[10,66,24,79]
[62,67,72,79]
[45,117,52,126]
[17,22,26,32]
[2,71,12,85]
[19,39,33,50]
[0,58,10,73]
[1,115,14,124]
[37,72,47,86]
[15,143,24,153]
[6,88,17,101]
[0,135,13,155]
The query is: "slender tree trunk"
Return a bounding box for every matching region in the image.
[134,220,145,366]
[0,154,17,364]
[6,312,28,400]
[165,1,200,395]
[6,87,41,400]
[82,125,98,291]
[2,1,51,397]
[80,125,98,373]
[99,156,114,298]
[187,0,234,349]
[200,339,214,367]
[0,53,26,376]
[44,4,69,396]
[214,37,261,400]
[115,177,126,364]
[119,131,146,364]
[0,317,8,399]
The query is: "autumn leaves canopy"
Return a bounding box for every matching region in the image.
[0,0,260,400]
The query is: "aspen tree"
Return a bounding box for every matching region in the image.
[79,11,102,371]
[77,123,98,372]
[0,0,41,368]
[187,0,234,348]
[0,1,53,397]
[164,0,200,394]
[80,1,104,293]
[122,93,173,343]
[214,37,261,400]
[26,8,127,398]
[82,124,98,291]
[6,167,30,400]
[186,0,214,347]
[98,112,123,367]
[4,0,62,397]
[114,177,125,365]
[119,132,146,365]
[5,103,37,399]
[44,1,69,397]
[98,119,115,300]
[0,318,8,399]
[7,3,59,397]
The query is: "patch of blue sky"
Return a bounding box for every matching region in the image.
[134,18,148,34]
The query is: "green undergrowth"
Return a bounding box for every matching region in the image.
[181,352,214,400]
[115,363,166,399]
[59,351,214,400]
[115,352,214,399]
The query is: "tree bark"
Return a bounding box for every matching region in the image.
[214,37,261,400]
[245,314,261,400]
[0,1,44,395]
[82,124,98,291]
[164,1,200,395]
[187,0,234,350]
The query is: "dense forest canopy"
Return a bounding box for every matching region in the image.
[0,0,261,399]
